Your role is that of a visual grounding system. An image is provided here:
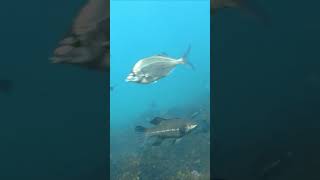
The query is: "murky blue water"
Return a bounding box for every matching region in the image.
[212,0,320,179]
[110,0,210,129]
[0,1,107,179]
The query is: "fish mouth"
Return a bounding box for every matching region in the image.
[125,73,139,82]
[125,76,132,82]
[190,124,198,129]
[125,78,131,82]
[186,124,198,131]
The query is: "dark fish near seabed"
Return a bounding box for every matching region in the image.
[211,0,270,25]
[0,80,13,94]
[50,0,109,72]
[135,117,198,146]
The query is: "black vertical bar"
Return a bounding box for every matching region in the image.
[210,0,215,178]
[106,0,111,179]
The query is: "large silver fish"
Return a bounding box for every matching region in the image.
[126,46,193,84]
[135,117,198,146]
[50,0,109,72]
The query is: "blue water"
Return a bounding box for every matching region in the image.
[110,0,210,129]
[110,0,210,178]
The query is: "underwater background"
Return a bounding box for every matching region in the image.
[213,0,320,179]
[110,0,210,179]
[0,0,320,180]
[0,1,108,179]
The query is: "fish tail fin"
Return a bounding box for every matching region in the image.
[135,126,147,145]
[180,45,195,70]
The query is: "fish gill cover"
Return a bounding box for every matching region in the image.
[110,0,210,179]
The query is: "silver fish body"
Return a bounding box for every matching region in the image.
[126,46,192,84]
[50,0,109,72]
[127,56,183,84]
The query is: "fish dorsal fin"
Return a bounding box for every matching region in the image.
[157,52,168,57]
[150,117,168,125]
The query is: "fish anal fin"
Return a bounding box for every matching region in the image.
[171,138,182,145]
[150,117,168,125]
[152,138,164,146]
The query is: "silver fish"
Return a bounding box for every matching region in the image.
[50,0,109,72]
[126,46,193,84]
[135,117,198,146]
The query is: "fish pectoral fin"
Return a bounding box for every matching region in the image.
[150,117,169,125]
[152,138,164,146]
[176,138,183,144]
[171,138,183,145]
[141,73,150,78]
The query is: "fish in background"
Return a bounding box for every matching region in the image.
[149,100,158,109]
[0,80,13,94]
[211,0,270,25]
[50,0,109,72]
[126,46,194,84]
[135,117,198,146]
[252,151,294,179]
[259,152,294,179]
